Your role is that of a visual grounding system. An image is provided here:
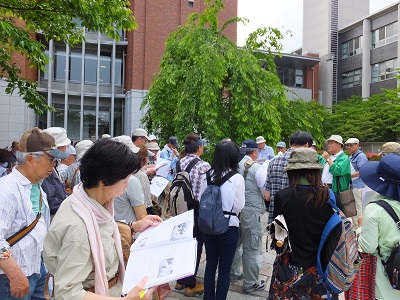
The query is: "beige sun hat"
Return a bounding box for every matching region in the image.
[326,135,343,145]
[379,142,400,156]
[284,148,323,172]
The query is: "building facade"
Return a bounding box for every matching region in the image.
[0,0,237,146]
[337,2,400,101]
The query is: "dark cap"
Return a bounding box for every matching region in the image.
[19,128,68,159]
[168,136,180,149]
[241,139,258,149]
[0,149,16,163]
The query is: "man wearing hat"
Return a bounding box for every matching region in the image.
[160,136,180,181]
[321,135,351,194]
[358,155,400,299]
[345,138,368,229]
[0,128,65,299]
[41,127,70,216]
[132,128,150,147]
[256,136,275,161]
[275,141,287,158]
[174,133,210,297]
[231,139,267,293]
[379,141,400,156]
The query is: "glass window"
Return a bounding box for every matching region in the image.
[99,56,111,85]
[341,68,362,89]
[70,51,82,82]
[54,50,66,81]
[85,54,97,84]
[342,36,362,59]
[43,50,50,79]
[372,22,398,48]
[115,58,122,86]
[371,58,398,82]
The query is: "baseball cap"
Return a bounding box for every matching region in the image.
[242,139,258,149]
[19,128,68,159]
[168,136,180,149]
[345,138,359,144]
[326,135,343,145]
[132,128,150,141]
[256,136,266,144]
[44,127,71,147]
[65,145,76,156]
[276,142,286,148]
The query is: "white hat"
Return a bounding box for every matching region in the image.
[345,138,359,144]
[65,145,76,156]
[44,127,71,147]
[75,140,93,160]
[326,135,343,145]
[112,135,135,151]
[147,142,160,151]
[256,136,266,144]
[102,134,111,139]
[148,134,157,141]
[132,128,150,141]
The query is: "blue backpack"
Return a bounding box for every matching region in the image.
[198,171,237,235]
[316,189,363,299]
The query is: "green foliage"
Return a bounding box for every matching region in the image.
[0,0,137,114]
[143,0,327,156]
[324,88,400,142]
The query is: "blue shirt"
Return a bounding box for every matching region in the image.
[350,149,368,188]
[159,145,179,181]
[257,145,275,161]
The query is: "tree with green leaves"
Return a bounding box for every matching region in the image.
[0,0,137,114]
[142,0,327,153]
[324,89,400,142]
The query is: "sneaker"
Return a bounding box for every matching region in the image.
[174,283,186,290]
[243,280,266,293]
[184,282,204,297]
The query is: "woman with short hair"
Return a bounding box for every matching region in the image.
[43,139,162,300]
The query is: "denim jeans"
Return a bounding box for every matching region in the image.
[203,227,239,300]
[0,260,47,300]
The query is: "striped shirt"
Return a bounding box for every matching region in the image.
[0,167,50,276]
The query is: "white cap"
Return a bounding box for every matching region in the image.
[148,134,157,141]
[345,138,359,144]
[132,128,150,141]
[256,136,266,144]
[75,140,93,160]
[65,145,76,156]
[326,135,343,145]
[44,127,71,147]
[112,135,135,151]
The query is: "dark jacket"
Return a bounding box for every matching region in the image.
[41,169,69,215]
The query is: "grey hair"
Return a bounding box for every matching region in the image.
[16,151,44,164]
[245,148,257,155]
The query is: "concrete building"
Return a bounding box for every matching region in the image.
[0,1,237,146]
[303,0,370,107]
[337,2,400,101]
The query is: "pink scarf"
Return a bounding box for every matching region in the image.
[70,183,125,296]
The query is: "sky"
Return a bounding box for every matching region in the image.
[237,0,399,52]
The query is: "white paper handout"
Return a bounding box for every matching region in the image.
[150,176,170,197]
[155,157,170,178]
[122,210,197,293]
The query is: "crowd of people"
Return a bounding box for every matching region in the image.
[0,126,400,300]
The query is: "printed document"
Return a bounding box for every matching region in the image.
[122,210,197,293]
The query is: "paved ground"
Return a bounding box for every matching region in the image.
[164,213,274,300]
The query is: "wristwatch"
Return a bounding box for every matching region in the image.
[327,158,332,162]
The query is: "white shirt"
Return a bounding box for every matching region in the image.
[321,150,343,184]
[220,173,245,227]
[0,167,50,276]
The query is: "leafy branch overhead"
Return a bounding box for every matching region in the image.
[0,0,137,114]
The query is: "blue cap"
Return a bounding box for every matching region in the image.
[241,139,258,149]
[48,149,69,159]
[276,142,286,148]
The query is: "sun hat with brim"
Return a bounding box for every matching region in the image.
[44,127,71,147]
[284,148,324,173]
[75,140,93,160]
[132,128,150,141]
[0,149,17,163]
[326,135,343,145]
[146,142,160,151]
[19,127,68,159]
[359,155,400,201]
[379,142,400,156]
[256,136,266,144]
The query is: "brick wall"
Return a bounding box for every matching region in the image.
[126,0,237,91]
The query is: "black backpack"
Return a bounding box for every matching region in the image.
[167,158,200,216]
[198,171,237,235]
[372,200,400,290]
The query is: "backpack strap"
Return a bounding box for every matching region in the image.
[207,170,238,216]
[243,160,254,180]
[371,200,400,265]
[176,157,200,174]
